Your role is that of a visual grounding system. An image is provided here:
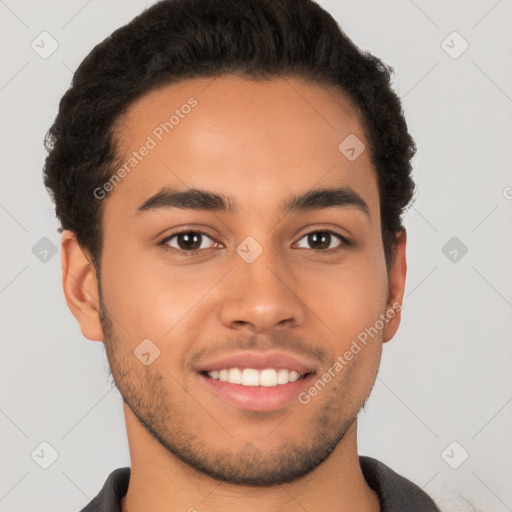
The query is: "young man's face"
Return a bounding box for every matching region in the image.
[66,75,406,485]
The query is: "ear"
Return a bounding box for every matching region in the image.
[382,230,407,343]
[61,230,105,342]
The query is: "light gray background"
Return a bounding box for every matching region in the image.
[1,1,511,511]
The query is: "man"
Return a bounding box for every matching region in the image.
[43,0,441,510]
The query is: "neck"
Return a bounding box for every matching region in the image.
[120,405,380,512]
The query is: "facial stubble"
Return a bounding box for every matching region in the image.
[97,279,380,486]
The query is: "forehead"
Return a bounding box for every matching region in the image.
[105,74,378,219]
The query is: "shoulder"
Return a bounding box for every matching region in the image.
[360,456,441,512]
[79,467,130,512]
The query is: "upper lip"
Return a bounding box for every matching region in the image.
[194,350,319,375]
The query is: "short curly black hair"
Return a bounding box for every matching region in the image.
[43,0,416,271]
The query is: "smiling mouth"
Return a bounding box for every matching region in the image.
[194,350,320,411]
[197,367,317,412]
[201,367,314,387]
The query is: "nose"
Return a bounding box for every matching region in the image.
[218,247,307,334]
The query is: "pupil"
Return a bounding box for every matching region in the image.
[308,232,330,249]
[178,232,201,250]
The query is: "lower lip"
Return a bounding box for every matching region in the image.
[198,372,316,412]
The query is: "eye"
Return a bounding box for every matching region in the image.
[160,231,220,254]
[294,230,349,251]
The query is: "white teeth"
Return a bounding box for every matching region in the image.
[277,368,290,384]
[228,368,243,384]
[206,367,304,386]
[288,370,300,382]
[242,368,260,386]
[260,369,277,387]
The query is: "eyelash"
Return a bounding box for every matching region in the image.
[159,229,351,257]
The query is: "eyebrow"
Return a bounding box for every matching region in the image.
[136,186,370,219]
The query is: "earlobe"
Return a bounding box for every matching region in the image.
[61,230,105,342]
[383,230,407,343]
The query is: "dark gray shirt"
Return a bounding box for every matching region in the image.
[79,456,441,511]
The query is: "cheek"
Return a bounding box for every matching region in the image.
[100,244,224,340]
[301,253,388,342]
